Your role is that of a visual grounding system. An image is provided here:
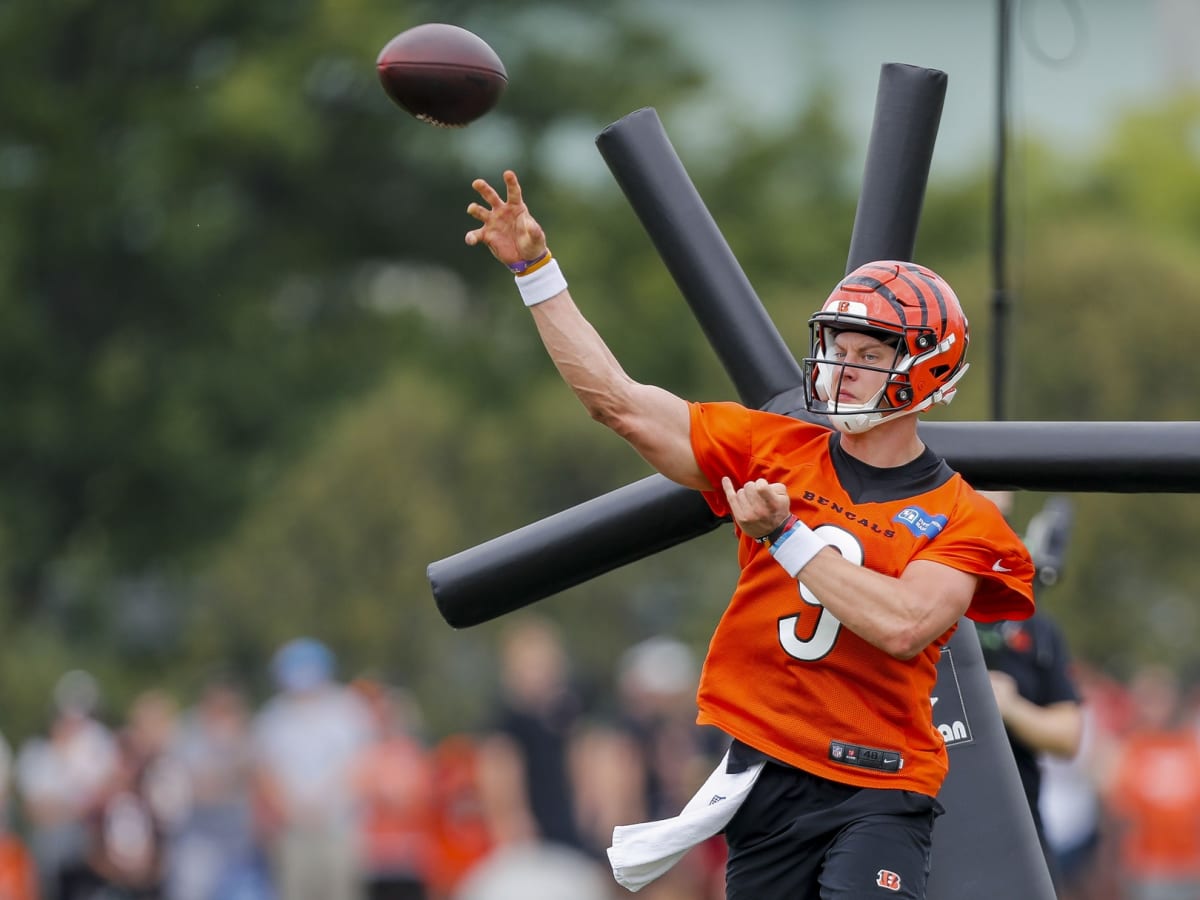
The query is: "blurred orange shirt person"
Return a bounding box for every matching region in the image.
[0,835,38,900]
[1106,665,1200,884]
[350,681,436,893]
[1109,730,1200,878]
[425,735,495,897]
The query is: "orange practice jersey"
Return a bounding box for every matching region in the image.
[689,402,1035,797]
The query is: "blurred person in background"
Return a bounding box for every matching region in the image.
[566,636,721,899]
[1103,664,1200,900]
[162,676,265,900]
[0,729,39,900]
[475,615,586,853]
[350,679,434,900]
[470,617,612,895]
[252,638,375,900]
[1038,661,1114,900]
[15,670,119,900]
[449,841,612,900]
[81,689,182,898]
[569,717,645,866]
[615,637,723,823]
[612,636,726,900]
[422,735,495,900]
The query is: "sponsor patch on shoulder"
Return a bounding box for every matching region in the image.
[893,506,948,539]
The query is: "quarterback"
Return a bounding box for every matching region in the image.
[465,169,1035,900]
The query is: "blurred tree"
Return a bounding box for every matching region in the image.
[0,0,705,622]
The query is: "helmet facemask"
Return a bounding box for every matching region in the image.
[807,326,911,434]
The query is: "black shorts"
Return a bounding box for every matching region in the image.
[724,751,943,900]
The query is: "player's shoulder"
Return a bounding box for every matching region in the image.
[945,478,1011,518]
[892,475,1022,550]
[693,401,832,445]
[697,401,828,427]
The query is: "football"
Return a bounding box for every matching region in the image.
[376,23,507,128]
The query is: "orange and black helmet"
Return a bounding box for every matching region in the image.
[802,260,970,433]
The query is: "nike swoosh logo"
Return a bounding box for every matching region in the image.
[992,560,1012,573]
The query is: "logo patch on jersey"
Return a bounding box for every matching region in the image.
[893,506,948,539]
[876,869,902,892]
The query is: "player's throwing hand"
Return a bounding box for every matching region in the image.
[465,170,547,268]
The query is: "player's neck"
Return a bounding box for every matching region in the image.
[838,417,925,469]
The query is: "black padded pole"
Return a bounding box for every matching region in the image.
[428,475,722,629]
[923,420,1200,492]
[428,420,1200,627]
[595,107,805,410]
[847,63,947,270]
[929,623,1057,898]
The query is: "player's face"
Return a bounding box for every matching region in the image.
[826,331,895,405]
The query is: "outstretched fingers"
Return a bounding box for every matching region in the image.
[464,199,489,246]
[471,177,503,209]
[502,169,523,205]
[464,170,537,257]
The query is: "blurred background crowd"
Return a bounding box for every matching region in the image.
[2,617,1200,900]
[0,621,729,900]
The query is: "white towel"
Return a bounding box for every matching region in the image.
[607,749,765,892]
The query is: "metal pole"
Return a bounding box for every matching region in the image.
[992,0,1012,421]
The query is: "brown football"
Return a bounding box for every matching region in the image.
[376,23,507,127]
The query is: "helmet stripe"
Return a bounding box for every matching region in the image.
[895,264,950,330]
[840,275,906,321]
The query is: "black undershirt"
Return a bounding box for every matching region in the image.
[827,431,956,504]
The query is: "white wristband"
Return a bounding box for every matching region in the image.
[768,518,827,578]
[515,258,568,307]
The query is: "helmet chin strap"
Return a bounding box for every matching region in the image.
[824,364,970,434]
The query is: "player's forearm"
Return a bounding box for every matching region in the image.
[529,292,709,490]
[798,553,966,659]
[1001,698,1083,759]
[531,290,634,420]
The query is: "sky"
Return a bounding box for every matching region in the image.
[499,0,1200,186]
[655,0,1200,171]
